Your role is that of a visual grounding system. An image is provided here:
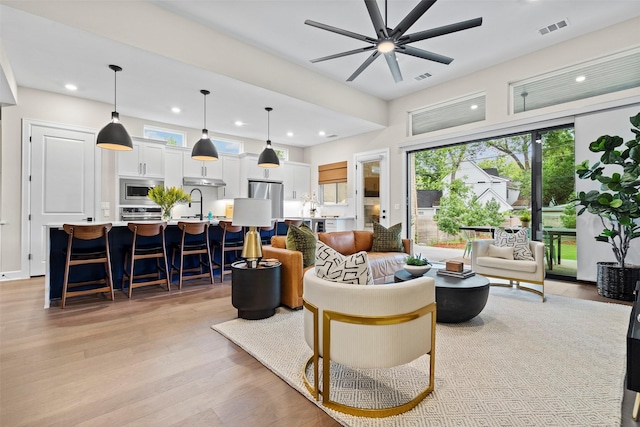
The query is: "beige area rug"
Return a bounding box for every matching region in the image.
[212,287,631,426]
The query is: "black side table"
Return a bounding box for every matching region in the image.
[231,260,281,320]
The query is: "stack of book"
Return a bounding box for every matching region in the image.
[436,268,475,279]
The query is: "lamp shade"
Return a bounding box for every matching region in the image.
[96,121,133,150]
[191,130,219,161]
[258,143,280,168]
[232,198,272,227]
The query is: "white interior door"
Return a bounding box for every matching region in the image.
[355,149,389,231]
[29,123,97,276]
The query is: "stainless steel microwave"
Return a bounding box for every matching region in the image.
[119,178,164,205]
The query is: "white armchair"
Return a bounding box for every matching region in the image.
[302,268,436,417]
[471,239,546,301]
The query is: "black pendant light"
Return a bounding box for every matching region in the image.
[97,65,133,151]
[258,107,280,168]
[191,89,219,161]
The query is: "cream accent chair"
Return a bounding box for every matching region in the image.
[302,268,436,418]
[471,239,546,301]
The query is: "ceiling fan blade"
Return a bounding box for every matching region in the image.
[347,51,380,81]
[397,45,453,64]
[364,0,389,39]
[384,51,403,83]
[399,17,483,44]
[305,19,377,44]
[389,0,438,39]
[310,46,376,63]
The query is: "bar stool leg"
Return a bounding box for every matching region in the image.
[633,392,639,421]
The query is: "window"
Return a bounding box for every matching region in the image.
[320,182,348,205]
[212,138,243,155]
[144,125,186,147]
[318,161,348,204]
[272,146,288,161]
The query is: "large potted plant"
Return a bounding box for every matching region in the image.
[575,112,640,301]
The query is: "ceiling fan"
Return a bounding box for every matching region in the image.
[305,0,482,83]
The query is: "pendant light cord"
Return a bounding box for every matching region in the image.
[203,92,207,129]
[113,69,117,111]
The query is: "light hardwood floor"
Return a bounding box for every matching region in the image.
[0,277,635,426]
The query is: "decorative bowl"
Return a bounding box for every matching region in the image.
[403,264,431,277]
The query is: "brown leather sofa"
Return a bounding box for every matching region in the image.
[262,230,411,309]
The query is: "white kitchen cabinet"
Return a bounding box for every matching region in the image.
[219,155,240,199]
[164,147,184,188]
[324,218,355,232]
[240,153,284,181]
[117,138,165,178]
[183,151,223,179]
[283,162,310,200]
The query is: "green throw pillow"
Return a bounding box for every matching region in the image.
[286,223,316,268]
[371,222,403,252]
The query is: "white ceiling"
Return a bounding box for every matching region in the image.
[2,0,639,147]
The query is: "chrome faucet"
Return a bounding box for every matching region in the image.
[189,188,203,220]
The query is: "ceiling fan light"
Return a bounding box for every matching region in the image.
[377,40,395,53]
[97,112,133,150]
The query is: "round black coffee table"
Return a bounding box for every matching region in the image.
[394,267,489,323]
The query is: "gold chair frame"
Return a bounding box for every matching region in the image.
[302,299,436,418]
[484,274,545,301]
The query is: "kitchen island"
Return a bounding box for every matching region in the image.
[45,220,232,307]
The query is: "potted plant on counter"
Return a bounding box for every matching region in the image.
[575,112,640,301]
[148,185,191,221]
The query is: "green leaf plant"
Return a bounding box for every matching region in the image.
[575,112,640,268]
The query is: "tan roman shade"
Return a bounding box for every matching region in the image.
[318,161,347,184]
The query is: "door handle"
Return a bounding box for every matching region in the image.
[143,163,147,175]
[138,163,142,175]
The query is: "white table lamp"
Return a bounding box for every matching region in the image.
[232,198,272,268]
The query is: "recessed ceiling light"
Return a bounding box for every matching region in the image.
[65,84,77,91]
[575,75,586,82]
[318,131,326,136]
[470,104,478,110]
[171,107,181,113]
[287,132,293,137]
[234,120,244,126]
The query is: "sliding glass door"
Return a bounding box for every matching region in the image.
[407,126,575,280]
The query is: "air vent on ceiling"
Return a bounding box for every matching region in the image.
[326,134,338,139]
[415,72,432,81]
[539,18,569,35]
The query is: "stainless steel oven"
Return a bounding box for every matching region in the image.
[119,178,164,205]
[120,207,162,221]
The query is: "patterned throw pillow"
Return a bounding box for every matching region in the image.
[315,241,374,285]
[494,228,534,261]
[286,223,316,268]
[371,222,403,252]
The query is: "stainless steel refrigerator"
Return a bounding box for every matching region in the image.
[248,180,284,219]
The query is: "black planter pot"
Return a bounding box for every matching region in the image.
[596,262,640,301]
